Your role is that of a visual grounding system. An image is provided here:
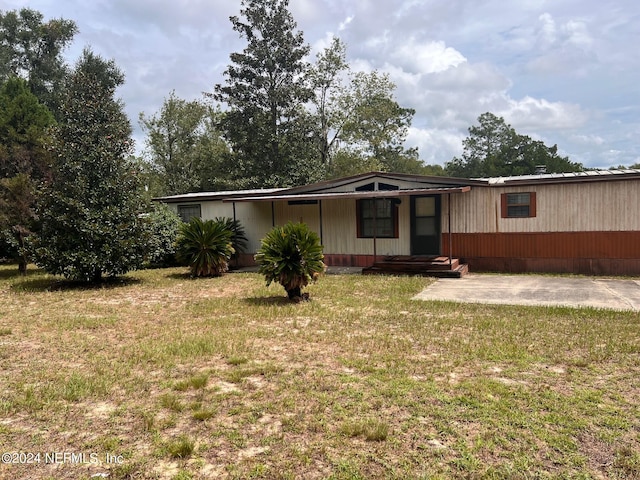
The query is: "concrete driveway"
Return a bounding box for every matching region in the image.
[413,274,640,311]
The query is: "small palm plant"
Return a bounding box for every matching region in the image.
[214,217,248,268]
[176,218,234,277]
[255,222,326,300]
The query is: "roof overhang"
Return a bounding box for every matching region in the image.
[225,186,471,202]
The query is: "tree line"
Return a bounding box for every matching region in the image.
[1,1,634,279]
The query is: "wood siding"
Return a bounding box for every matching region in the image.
[443,232,640,258]
[442,231,640,275]
[309,199,410,256]
[446,180,640,233]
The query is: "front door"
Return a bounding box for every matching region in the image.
[410,195,441,255]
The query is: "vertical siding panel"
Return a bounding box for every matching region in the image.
[236,202,273,254]
[454,180,640,234]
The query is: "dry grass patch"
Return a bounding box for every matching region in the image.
[0,265,639,479]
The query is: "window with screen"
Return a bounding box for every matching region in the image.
[356,199,398,238]
[501,192,536,218]
[177,204,201,222]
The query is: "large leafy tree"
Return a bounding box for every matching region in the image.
[139,91,229,195]
[307,37,349,168]
[213,0,321,188]
[0,8,77,117]
[308,40,422,176]
[329,71,420,177]
[0,76,54,271]
[30,49,147,282]
[0,76,54,179]
[446,112,583,177]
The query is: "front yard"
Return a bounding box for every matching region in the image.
[0,266,639,479]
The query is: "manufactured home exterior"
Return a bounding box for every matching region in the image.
[156,170,640,276]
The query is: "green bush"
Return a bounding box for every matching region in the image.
[255,221,325,300]
[213,217,247,267]
[176,218,234,277]
[144,203,182,267]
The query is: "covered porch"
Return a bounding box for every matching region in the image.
[229,182,472,277]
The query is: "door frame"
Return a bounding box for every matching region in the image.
[410,195,441,256]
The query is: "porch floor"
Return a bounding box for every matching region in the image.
[362,255,469,278]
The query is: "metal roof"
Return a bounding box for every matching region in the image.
[153,188,285,203]
[154,169,640,203]
[481,169,640,185]
[225,186,472,202]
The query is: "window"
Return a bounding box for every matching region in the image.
[355,182,375,192]
[357,199,399,238]
[501,192,536,218]
[378,182,399,191]
[177,204,201,222]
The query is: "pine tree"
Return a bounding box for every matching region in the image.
[213,0,320,187]
[30,49,147,282]
[0,76,54,271]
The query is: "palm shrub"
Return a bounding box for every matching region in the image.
[214,217,247,268]
[255,222,326,300]
[176,218,234,277]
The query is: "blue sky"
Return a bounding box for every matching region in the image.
[5,0,640,169]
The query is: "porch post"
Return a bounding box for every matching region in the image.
[372,197,377,263]
[271,201,275,227]
[318,200,324,244]
[448,193,452,268]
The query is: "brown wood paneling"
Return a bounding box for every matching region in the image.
[442,231,640,275]
[324,254,376,267]
[443,232,640,259]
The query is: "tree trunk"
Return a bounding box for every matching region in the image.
[92,268,103,283]
[287,286,301,300]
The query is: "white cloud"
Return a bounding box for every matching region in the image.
[338,15,353,31]
[393,39,467,74]
[563,20,593,49]
[537,12,557,47]
[406,127,465,165]
[499,96,589,131]
[570,134,605,146]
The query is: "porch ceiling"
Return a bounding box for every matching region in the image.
[224,186,471,202]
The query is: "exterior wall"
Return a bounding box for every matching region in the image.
[443,180,640,276]
[446,180,640,233]
[163,176,640,275]
[273,198,412,263]
[167,200,274,257]
[319,199,411,256]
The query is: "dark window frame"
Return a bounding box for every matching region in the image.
[356,198,399,238]
[177,204,202,222]
[501,192,537,218]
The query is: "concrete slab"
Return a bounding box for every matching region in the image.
[413,274,640,311]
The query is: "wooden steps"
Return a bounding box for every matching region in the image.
[362,256,468,278]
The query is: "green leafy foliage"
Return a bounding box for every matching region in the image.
[255,221,325,299]
[176,218,234,277]
[0,76,55,179]
[144,203,182,267]
[0,77,55,272]
[29,49,147,282]
[445,112,583,178]
[139,91,230,195]
[0,8,77,118]
[213,217,248,268]
[212,0,322,188]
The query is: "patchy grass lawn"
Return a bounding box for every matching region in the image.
[0,265,639,479]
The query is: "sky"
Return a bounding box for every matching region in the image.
[4,0,640,169]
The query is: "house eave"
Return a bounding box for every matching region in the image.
[225,186,472,202]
